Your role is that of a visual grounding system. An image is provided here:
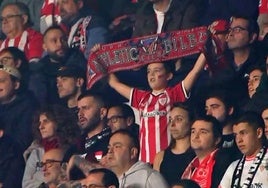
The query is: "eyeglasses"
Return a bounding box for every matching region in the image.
[82,184,106,188]
[0,57,14,65]
[36,159,62,169]
[107,115,125,124]
[228,26,247,34]
[0,14,22,22]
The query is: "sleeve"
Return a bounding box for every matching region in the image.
[218,161,237,188]
[130,88,147,109]
[22,149,45,188]
[167,81,189,103]
[146,171,169,188]
[84,27,110,59]
[27,30,44,61]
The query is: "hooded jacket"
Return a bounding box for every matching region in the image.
[118,161,168,188]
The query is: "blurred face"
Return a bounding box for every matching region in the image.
[43,29,68,61]
[233,122,262,156]
[0,71,19,104]
[168,107,190,140]
[205,97,228,123]
[56,76,79,98]
[147,62,171,92]
[1,5,25,38]
[39,114,57,139]
[80,172,105,188]
[261,109,268,139]
[248,69,263,98]
[107,133,135,172]
[57,0,81,23]
[77,96,103,132]
[107,107,128,132]
[42,149,63,185]
[191,120,218,153]
[227,18,252,50]
[0,51,18,67]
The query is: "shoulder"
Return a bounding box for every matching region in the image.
[153,150,165,170]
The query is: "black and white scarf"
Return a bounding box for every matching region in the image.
[231,146,267,188]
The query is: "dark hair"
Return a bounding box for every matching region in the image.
[108,103,135,120]
[169,102,194,148]
[193,115,222,147]
[234,111,266,143]
[88,168,119,188]
[32,105,79,145]
[231,15,259,38]
[78,90,106,108]
[43,25,66,42]
[172,179,200,188]
[111,129,140,158]
[205,89,234,113]
[146,59,175,74]
[2,2,33,27]
[0,47,29,91]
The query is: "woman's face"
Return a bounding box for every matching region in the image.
[0,51,18,67]
[248,69,263,98]
[39,114,57,139]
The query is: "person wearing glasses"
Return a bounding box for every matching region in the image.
[38,148,67,188]
[106,103,139,136]
[0,2,43,63]
[22,105,79,188]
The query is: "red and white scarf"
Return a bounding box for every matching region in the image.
[181,149,218,188]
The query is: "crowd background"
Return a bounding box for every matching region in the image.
[0,0,268,188]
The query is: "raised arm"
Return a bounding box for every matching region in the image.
[108,73,132,100]
[183,53,206,93]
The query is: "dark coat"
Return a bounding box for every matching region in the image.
[132,0,205,37]
[0,91,39,152]
[0,135,25,188]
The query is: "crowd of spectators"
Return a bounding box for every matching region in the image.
[0,0,268,188]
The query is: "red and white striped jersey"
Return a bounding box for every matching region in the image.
[130,82,188,163]
[0,28,43,62]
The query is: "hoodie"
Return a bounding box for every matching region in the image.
[119,161,168,188]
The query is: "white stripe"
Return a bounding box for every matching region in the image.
[8,39,15,47]
[181,81,190,99]
[18,31,28,51]
[165,91,171,145]
[155,99,161,154]
[145,95,152,162]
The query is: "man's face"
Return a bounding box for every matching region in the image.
[205,97,228,123]
[42,149,63,185]
[39,114,57,140]
[43,29,68,61]
[58,0,81,23]
[0,51,18,67]
[107,107,128,132]
[147,62,171,92]
[56,76,79,99]
[233,122,262,156]
[227,18,252,50]
[1,5,24,38]
[0,71,18,104]
[81,172,105,187]
[168,107,190,140]
[261,109,268,139]
[248,69,262,98]
[107,133,134,171]
[77,96,102,133]
[191,120,219,153]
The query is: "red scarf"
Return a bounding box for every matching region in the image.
[181,149,218,188]
[42,137,60,152]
